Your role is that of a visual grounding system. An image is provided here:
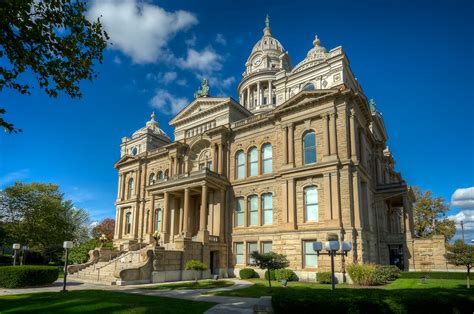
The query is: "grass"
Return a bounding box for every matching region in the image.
[0,290,216,314]
[143,279,234,290]
[211,274,474,314]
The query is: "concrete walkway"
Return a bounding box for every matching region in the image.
[0,278,259,313]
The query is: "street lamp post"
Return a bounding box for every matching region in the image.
[313,241,353,290]
[12,243,20,266]
[62,241,73,292]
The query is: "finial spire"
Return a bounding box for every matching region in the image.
[265,14,270,28]
[263,14,271,35]
[150,111,156,121]
[313,35,320,47]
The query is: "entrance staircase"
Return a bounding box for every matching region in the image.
[68,244,154,286]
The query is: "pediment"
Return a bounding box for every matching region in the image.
[114,155,138,168]
[169,97,229,126]
[274,89,340,113]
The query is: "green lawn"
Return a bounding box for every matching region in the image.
[143,279,234,290]
[210,275,474,313]
[0,290,216,314]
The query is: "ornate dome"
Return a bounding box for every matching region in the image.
[250,22,285,55]
[132,112,170,141]
[292,35,329,73]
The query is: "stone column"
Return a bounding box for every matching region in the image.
[323,114,330,157]
[148,195,155,234]
[324,173,332,220]
[257,82,261,107]
[121,172,127,201]
[179,196,184,234]
[349,109,357,159]
[162,192,170,242]
[330,112,337,155]
[268,80,272,105]
[246,86,250,108]
[219,190,226,241]
[288,124,294,165]
[198,185,209,242]
[117,173,123,200]
[218,143,224,175]
[114,207,120,238]
[283,126,288,164]
[117,208,123,238]
[183,188,191,238]
[352,172,362,229]
[288,178,296,229]
[331,172,340,223]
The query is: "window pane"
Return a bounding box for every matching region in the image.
[306,187,318,204]
[264,210,273,225]
[238,165,245,179]
[304,132,315,147]
[249,196,258,225]
[263,194,272,225]
[250,162,258,176]
[236,243,243,254]
[304,149,316,164]
[250,211,258,225]
[306,204,319,221]
[236,151,245,179]
[304,132,317,164]
[263,159,272,174]
[248,243,257,264]
[262,242,272,253]
[262,144,272,174]
[236,198,244,226]
[305,241,316,254]
[304,241,318,267]
[305,255,317,267]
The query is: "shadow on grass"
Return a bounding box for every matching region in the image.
[0,290,216,314]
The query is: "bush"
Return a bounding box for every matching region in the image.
[239,268,255,279]
[317,271,333,284]
[185,260,207,271]
[347,263,377,286]
[374,265,401,283]
[0,266,59,288]
[275,269,296,281]
[265,269,276,280]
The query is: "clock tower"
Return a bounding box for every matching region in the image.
[237,15,292,114]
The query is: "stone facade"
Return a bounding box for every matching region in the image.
[113,18,417,282]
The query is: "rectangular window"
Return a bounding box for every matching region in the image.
[235,243,244,265]
[156,209,162,232]
[303,240,318,268]
[236,151,245,179]
[248,195,258,225]
[305,187,319,222]
[249,148,258,177]
[262,241,272,254]
[235,198,244,227]
[208,161,213,171]
[262,193,273,225]
[248,242,258,264]
[262,144,272,174]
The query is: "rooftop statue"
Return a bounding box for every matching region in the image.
[194,78,210,98]
[369,99,376,113]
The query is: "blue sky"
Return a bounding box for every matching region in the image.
[1,0,473,238]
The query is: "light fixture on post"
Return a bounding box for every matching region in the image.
[12,243,20,266]
[313,240,352,290]
[62,241,73,292]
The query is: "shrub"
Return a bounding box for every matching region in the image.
[347,263,377,286]
[275,269,296,281]
[185,260,208,282]
[239,268,255,279]
[374,265,401,283]
[68,238,114,264]
[317,271,333,284]
[0,266,59,288]
[265,269,276,281]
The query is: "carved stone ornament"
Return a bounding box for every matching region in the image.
[194,78,210,98]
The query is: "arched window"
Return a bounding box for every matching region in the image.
[235,197,244,227]
[158,171,164,180]
[262,144,272,174]
[304,186,319,222]
[125,212,132,234]
[236,150,245,179]
[248,195,258,226]
[127,178,134,199]
[149,173,156,185]
[303,83,315,91]
[156,209,162,232]
[248,147,258,177]
[303,131,317,164]
[164,169,169,178]
[262,193,273,225]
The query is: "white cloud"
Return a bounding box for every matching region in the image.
[146,71,179,85]
[87,0,198,64]
[177,48,222,73]
[149,89,189,115]
[215,33,227,45]
[185,34,197,46]
[0,169,30,187]
[451,187,474,209]
[162,71,177,84]
[176,79,187,86]
[113,56,122,64]
[448,210,474,230]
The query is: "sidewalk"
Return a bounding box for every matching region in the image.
[0,278,259,313]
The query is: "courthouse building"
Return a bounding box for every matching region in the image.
[111,17,415,282]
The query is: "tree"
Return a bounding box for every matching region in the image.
[412,186,456,242]
[91,218,115,239]
[250,251,289,290]
[185,260,208,282]
[0,0,108,133]
[445,240,474,288]
[68,238,113,264]
[0,182,90,262]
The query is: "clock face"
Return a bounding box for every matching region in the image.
[253,56,262,66]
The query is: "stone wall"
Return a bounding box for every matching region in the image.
[409,236,462,271]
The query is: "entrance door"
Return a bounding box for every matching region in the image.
[389,245,404,270]
[210,251,219,275]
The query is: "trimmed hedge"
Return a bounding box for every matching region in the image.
[274,269,296,281]
[239,268,255,279]
[264,270,276,281]
[348,264,402,286]
[0,266,59,288]
[317,271,333,284]
[374,265,401,283]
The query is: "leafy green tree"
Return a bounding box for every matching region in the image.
[412,186,456,241]
[250,251,289,290]
[68,238,113,264]
[445,240,474,288]
[0,182,90,262]
[91,218,115,239]
[185,260,208,282]
[0,0,108,133]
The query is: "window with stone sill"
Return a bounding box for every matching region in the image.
[248,195,258,226]
[235,197,244,227]
[156,208,162,232]
[262,193,273,225]
[303,131,317,165]
[127,178,134,199]
[262,241,272,254]
[248,242,258,264]
[125,212,132,234]
[262,144,272,174]
[235,243,244,264]
[149,173,156,185]
[236,150,245,179]
[304,186,319,222]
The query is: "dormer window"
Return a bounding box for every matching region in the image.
[131,147,138,156]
